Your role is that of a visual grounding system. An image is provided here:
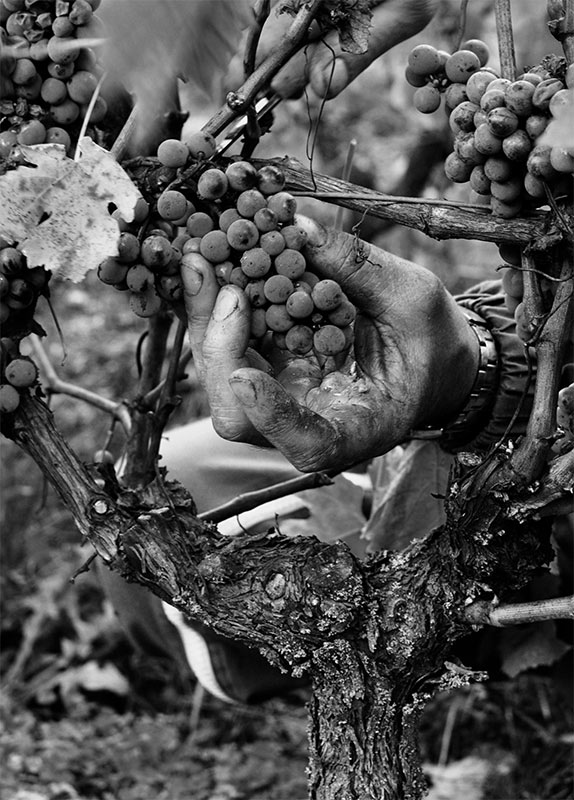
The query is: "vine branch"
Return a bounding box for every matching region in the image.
[494,0,517,80]
[465,595,574,626]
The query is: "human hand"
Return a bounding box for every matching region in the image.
[226,0,438,100]
[181,218,479,472]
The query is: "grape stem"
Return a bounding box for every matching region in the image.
[465,595,574,626]
[201,0,324,139]
[30,336,132,433]
[494,0,517,80]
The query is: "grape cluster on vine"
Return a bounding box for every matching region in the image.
[1,0,108,157]
[406,41,574,218]
[100,145,356,360]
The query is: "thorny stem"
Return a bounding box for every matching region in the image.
[494,0,517,80]
[465,595,574,626]
[30,336,132,434]
[202,0,324,139]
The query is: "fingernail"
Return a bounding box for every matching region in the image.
[229,376,257,407]
[294,215,328,248]
[213,287,239,320]
[181,264,203,296]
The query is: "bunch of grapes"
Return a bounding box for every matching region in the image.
[0,0,109,158]
[406,41,574,218]
[0,241,48,415]
[99,141,356,360]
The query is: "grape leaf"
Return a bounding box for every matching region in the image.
[319,0,373,54]
[0,138,141,282]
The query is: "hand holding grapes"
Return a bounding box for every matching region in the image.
[182,218,479,472]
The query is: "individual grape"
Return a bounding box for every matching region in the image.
[444,83,469,109]
[16,119,46,144]
[6,278,34,309]
[405,66,427,88]
[465,70,497,104]
[523,172,546,199]
[502,129,531,161]
[260,230,286,256]
[0,130,17,158]
[519,72,543,86]
[473,109,488,128]
[98,257,129,285]
[186,212,215,237]
[549,89,571,118]
[256,164,286,195]
[449,101,479,132]
[70,0,95,25]
[236,189,267,218]
[129,286,163,317]
[225,160,257,191]
[504,80,535,117]
[502,267,523,298]
[281,224,308,251]
[487,107,519,137]
[226,219,259,251]
[213,261,234,286]
[140,234,174,270]
[526,145,555,180]
[157,138,189,169]
[483,156,513,182]
[47,36,79,65]
[50,99,80,125]
[286,290,314,319]
[274,248,306,279]
[265,304,295,333]
[0,384,20,413]
[313,325,347,356]
[479,88,506,113]
[171,200,195,227]
[182,237,203,254]
[240,248,271,278]
[474,123,503,156]
[327,298,356,327]
[250,307,268,339]
[490,196,522,218]
[445,50,481,83]
[229,267,249,288]
[407,44,442,76]
[469,164,491,194]
[413,85,441,113]
[154,190,185,222]
[197,168,228,200]
[0,248,26,272]
[244,279,267,308]
[454,133,484,166]
[52,16,76,37]
[11,58,37,85]
[184,130,216,159]
[490,178,522,203]
[550,147,574,173]
[172,233,191,252]
[444,151,473,182]
[47,61,75,79]
[126,264,155,293]
[199,230,231,263]
[5,356,38,387]
[133,197,150,223]
[253,207,278,233]
[285,324,314,355]
[460,39,490,67]
[40,77,67,105]
[66,69,98,103]
[311,279,343,312]
[263,274,294,304]
[218,207,242,232]
[266,192,297,223]
[45,126,72,150]
[117,232,140,263]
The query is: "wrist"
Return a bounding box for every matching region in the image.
[410,309,499,451]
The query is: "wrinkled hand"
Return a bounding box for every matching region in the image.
[181,218,478,472]
[226,0,438,100]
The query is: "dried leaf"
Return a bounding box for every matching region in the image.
[320,0,373,54]
[0,138,141,281]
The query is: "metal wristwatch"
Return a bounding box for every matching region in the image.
[410,308,500,452]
